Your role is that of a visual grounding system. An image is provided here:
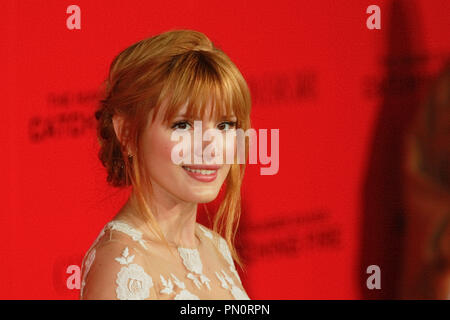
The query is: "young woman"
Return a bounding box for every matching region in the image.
[80,29,252,300]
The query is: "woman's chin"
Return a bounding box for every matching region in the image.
[184,190,220,204]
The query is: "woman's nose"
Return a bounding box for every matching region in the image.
[193,120,219,159]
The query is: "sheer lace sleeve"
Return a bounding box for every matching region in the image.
[80,239,157,300]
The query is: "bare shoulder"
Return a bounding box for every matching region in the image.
[80,238,156,300]
[196,222,224,242]
[196,223,234,261]
[80,221,157,300]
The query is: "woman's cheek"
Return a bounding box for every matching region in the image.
[224,134,237,164]
[164,138,178,164]
[149,129,174,161]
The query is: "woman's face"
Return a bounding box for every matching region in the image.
[140,100,237,205]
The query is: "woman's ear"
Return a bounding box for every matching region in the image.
[112,114,128,149]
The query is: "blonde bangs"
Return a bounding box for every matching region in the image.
[153,50,251,129]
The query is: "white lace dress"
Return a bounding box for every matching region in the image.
[80,220,250,300]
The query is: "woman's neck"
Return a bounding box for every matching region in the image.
[118,187,200,249]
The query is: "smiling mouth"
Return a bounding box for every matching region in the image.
[182,165,219,175]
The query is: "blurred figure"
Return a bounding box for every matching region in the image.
[401,62,450,299]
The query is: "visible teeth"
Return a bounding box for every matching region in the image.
[183,167,216,175]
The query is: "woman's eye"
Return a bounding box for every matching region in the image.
[171,121,192,131]
[217,121,237,131]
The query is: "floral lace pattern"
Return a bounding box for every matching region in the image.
[106,221,148,249]
[198,225,213,239]
[114,247,153,300]
[215,269,249,300]
[81,220,249,300]
[160,273,200,300]
[217,237,242,285]
[178,247,211,290]
[80,225,106,299]
[80,248,96,298]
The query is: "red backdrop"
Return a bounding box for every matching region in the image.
[1,0,449,299]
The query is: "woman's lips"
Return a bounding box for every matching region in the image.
[182,165,220,182]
